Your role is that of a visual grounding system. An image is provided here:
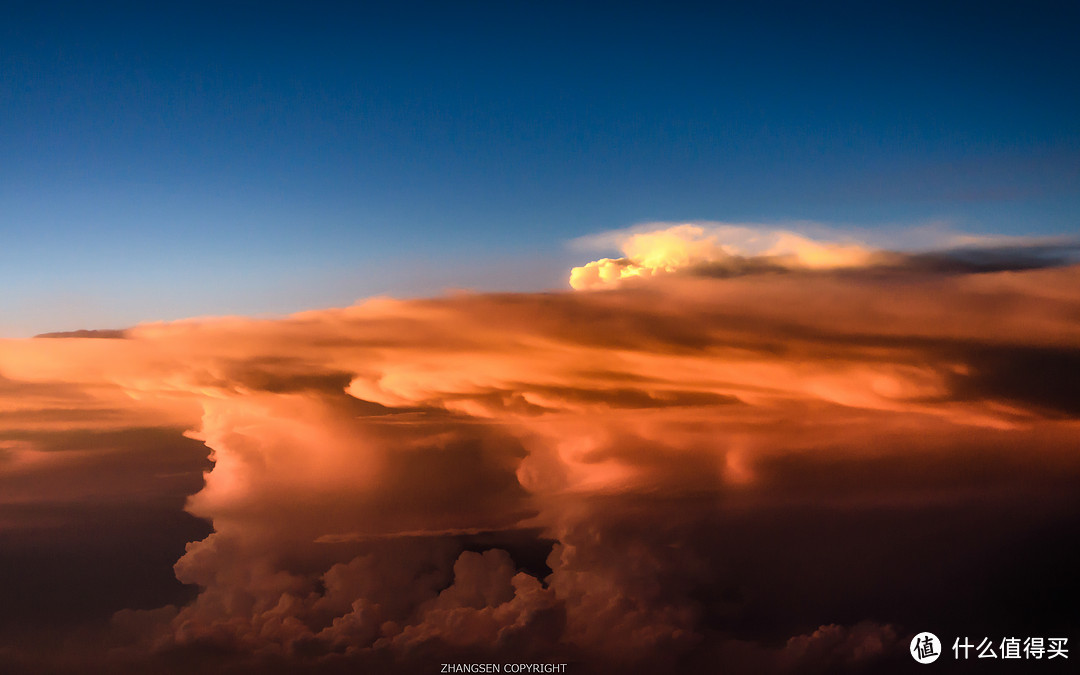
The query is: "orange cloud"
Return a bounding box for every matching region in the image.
[2,256,1080,673]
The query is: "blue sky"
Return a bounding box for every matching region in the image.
[2,0,1078,335]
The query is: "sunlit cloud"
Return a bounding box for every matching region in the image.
[2,239,1079,673]
[571,223,893,289]
[569,222,1080,289]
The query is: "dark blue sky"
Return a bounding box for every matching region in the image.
[2,1,1078,334]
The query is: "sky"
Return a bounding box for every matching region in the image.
[1,2,1079,674]
[2,0,1078,335]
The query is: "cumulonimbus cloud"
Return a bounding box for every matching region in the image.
[568,222,1080,289]
[568,224,886,289]
[1,233,1079,673]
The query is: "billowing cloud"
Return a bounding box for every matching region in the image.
[569,224,884,289]
[568,222,1080,289]
[2,242,1079,673]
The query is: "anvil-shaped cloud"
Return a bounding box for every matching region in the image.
[1,231,1079,673]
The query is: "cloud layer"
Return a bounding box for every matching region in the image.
[2,236,1079,673]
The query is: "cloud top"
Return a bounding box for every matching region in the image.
[569,222,1080,289]
[570,224,890,289]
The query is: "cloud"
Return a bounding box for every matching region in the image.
[568,222,1080,289]
[776,622,899,672]
[1,245,1080,672]
[33,329,129,339]
[569,224,891,289]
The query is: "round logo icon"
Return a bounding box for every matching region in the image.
[910,632,942,664]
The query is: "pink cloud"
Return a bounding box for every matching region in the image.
[1,257,1079,672]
